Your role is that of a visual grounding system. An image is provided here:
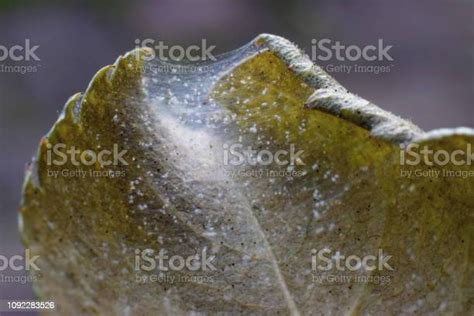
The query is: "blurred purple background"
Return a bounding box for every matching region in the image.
[0,0,472,302]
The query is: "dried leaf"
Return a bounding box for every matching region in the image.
[20,34,473,315]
